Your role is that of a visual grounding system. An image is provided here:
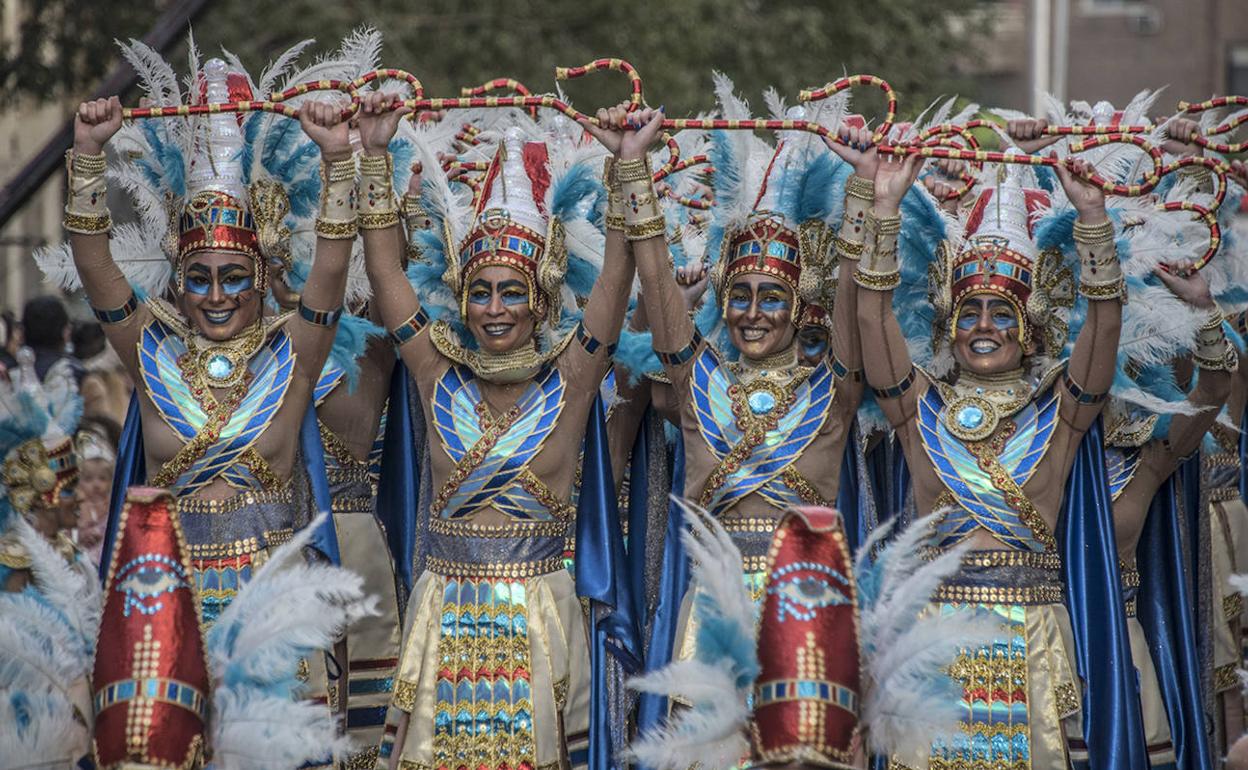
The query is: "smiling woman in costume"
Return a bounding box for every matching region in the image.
[356,90,644,770]
[54,40,358,622]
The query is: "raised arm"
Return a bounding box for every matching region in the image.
[824,130,878,419]
[1055,158,1122,432]
[288,101,357,383]
[354,92,436,370]
[66,97,149,370]
[836,126,925,429]
[580,107,694,391]
[1146,263,1236,469]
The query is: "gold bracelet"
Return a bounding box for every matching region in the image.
[846,175,875,202]
[63,211,112,234]
[624,215,666,241]
[616,156,651,184]
[324,157,356,184]
[1200,304,1226,331]
[316,217,359,239]
[1073,219,1115,244]
[1079,277,1127,302]
[605,212,626,232]
[602,156,621,192]
[870,212,902,237]
[853,267,901,291]
[834,237,865,259]
[1195,345,1238,372]
[358,152,391,177]
[359,210,400,230]
[70,150,107,175]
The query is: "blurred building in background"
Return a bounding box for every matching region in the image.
[976,0,1248,114]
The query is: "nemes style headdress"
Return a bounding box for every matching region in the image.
[703,75,852,331]
[400,105,610,348]
[35,29,384,303]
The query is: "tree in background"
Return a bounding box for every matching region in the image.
[0,0,989,117]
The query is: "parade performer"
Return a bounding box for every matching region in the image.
[49,38,361,622]
[358,89,642,769]
[0,349,96,766]
[627,78,866,689]
[626,503,996,770]
[88,487,374,769]
[855,126,1142,766]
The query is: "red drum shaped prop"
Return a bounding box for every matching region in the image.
[751,507,861,769]
[93,487,209,769]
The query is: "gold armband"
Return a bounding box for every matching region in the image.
[617,156,665,241]
[403,193,433,231]
[358,153,398,230]
[837,177,874,259]
[853,267,901,292]
[63,150,111,234]
[317,157,358,239]
[1195,305,1238,371]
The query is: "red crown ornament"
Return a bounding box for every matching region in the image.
[93,487,209,769]
[751,507,861,769]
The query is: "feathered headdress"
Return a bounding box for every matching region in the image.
[34,30,382,305]
[0,349,82,520]
[625,503,996,770]
[399,102,609,350]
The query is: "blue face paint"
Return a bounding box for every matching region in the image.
[184,265,254,297]
[220,274,254,296]
[728,292,752,311]
[956,299,1018,331]
[758,293,791,313]
[185,275,211,296]
[468,280,530,307]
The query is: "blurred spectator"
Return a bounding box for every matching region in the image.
[74,416,119,567]
[0,296,84,386]
[73,320,132,425]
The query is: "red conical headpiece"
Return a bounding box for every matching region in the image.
[93,487,209,769]
[751,507,861,769]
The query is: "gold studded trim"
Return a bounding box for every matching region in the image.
[343,747,380,770]
[741,554,771,573]
[1210,487,1241,503]
[185,528,292,560]
[1119,563,1140,589]
[175,487,293,515]
[719,517,781,534]
[1224,592,1244,621]
[1215,663,1239,693]
[926,549,1061,571]
[553,676,569,711]
[427,516,568,538]
[932,582,1063,606]
[424,555,564,579]
[393,678,418,712]
[1055,681,1080,717]
[397,761,432,770]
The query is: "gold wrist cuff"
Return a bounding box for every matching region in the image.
[1079,277,1127,302]
[605,212,627,232]
[358,152,392,177]
[1200,304,1226,332]
[834,237,866,260]
[70,150,107,175]
[1073,219,1115,244]
[316,217,359,240]
[323,157,356,184]
[846,175,875,202]
[602,156,621,192]
[616,156,652,183]
[853,267,901,292]
[868,212,901,237]
[359,210,400,230]
[624,215,666,241]
[63,211,112,235]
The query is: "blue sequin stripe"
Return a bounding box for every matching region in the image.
[431,365,472,460]
[754,679,858,715]
[315,363,347,406]
[1106,446,1142,502]
[176,332,294,494]
[706,363,834,518]
[94,677,206,718]
[139,321,199,441]
[918,387,1049,552]
[446,366,565,517]
[691,347,734,455]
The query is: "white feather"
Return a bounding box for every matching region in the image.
[0,687,88,769]
[118,37,180,107]
[856,514,1000,757]
[14,521,100,670]
[623,662,748,770]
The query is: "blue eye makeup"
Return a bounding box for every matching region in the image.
[500,290,529,306]
[185,275,211,295]
[728,293,751,311]
[220,274,254,295]
[758,294,790,312]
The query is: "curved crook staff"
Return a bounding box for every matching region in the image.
[121,77,363,120]
[1176,95,1248,153]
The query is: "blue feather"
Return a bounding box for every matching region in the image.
[327,314,386,393]
[260,119,300,176]
[388,137,415,194]
[141,121,185,197]
[707,130,742,218]
[240,113,262,184]
[615,328,660,385]
[550,162,601,222]
[272,141,318,185]
[285,177,320,220]
[693,596,760,689]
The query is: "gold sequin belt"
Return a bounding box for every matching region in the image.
[933,550,1063,606]
[176,486,293,515]
[427,516,570,539]
[424,554,566,579]
[721,517,781,560]
[186,528,293,560]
